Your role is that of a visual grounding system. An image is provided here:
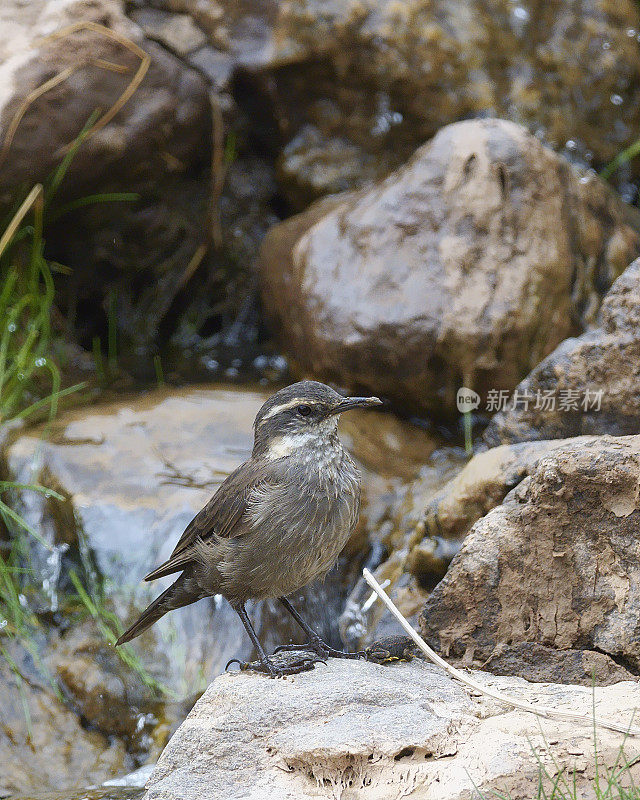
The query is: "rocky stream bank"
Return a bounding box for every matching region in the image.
[3,0,640,798]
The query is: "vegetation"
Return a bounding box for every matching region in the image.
[0,119,170,701]
[483,712,640,800]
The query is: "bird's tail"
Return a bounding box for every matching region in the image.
[116,579,186,646]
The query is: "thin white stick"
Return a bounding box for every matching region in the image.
[362,568,640,737]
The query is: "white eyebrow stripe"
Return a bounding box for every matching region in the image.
[259,397,322,422]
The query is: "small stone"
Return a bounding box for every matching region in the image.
[130,9,207,56]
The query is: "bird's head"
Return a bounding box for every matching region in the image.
[253,380,382,459]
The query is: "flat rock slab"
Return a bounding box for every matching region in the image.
[144,659,640,800]
[8,386,266,686]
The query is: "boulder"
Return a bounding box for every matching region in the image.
[420,435,640,678]
[409,437,605,577]
[143,658,640,800]
[156,0,640,202]
[260,119,640,418]
[485,258,640,445]
[0,0,208,192]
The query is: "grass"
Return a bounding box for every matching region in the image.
[0,116,170,703]
[477,704,640,800]
[601,140,640,182]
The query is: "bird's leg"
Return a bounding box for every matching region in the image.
[275,597,366,660]
[226,603,323,677]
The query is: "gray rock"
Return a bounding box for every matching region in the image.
[259,119,640,418]
[8,386,263,690]
[129,8,207,55]
[0,0,208,191]
[485,258,640,445]
[143,659,640,800]
[0,653,128,797]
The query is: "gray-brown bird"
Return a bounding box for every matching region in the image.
[115,380,381,676]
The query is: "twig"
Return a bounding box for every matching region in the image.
[0,185,43,259]
[362,568,640,737]
[0,22,150,169]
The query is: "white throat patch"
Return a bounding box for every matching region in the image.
[265,431,319,460]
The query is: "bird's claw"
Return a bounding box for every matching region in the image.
[225,653,325,678]
[274,639,366,661]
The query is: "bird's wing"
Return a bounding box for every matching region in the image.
[144,459,272,582]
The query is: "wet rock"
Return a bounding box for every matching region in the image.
[485,258,640,445]
[6,385,440,691]
[0,0,208,191]
[277,125,382,209]
[0,0,214,352]
[161,0,640,202]
[45,619,191,759]
[7,386,269,692]
[420,435,640,681]
[143,658,640,800]
[260,119,640,418]
[0,653,129,797]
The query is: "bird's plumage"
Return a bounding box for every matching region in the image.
[115,381,379,656]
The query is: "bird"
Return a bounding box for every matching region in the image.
[115,380,382,677]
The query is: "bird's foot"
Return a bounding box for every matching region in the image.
[225,652,325,678]
[364,635,417,665]
[274,637,366,661]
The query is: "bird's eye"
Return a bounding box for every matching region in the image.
[297,404,312,417]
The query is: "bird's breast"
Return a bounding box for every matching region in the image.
[230,452,360,599]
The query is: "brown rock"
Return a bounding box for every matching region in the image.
[414,440,565,548]
[167,0,640,201]
[0,0,221,352]
[420,435,640,680]
[485,258,640,445]
[0,0,208,192]
[481,642,634,686]
[0,653,128,797]
[260,119,640,418]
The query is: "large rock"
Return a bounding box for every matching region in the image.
[155,0,640,202]
[0,0,214,352]
[0,0,208,191]
[485,258,640,445]
[420,435,640,676]
[0,0,273,357]
[260,120,640,418]
[143,658,640,800]
[412,440,571,551]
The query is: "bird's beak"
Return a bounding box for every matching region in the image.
[327,396,383,417]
